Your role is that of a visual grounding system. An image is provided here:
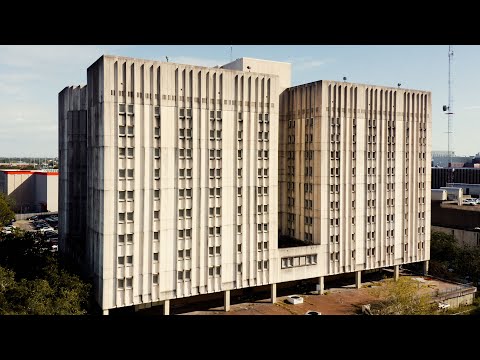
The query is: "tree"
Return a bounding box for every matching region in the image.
[0,193,15,227]
[430,231,460,263]
[0,232,92,315]
[369,277,436,315]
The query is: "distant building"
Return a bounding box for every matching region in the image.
[431,201,480,247]
[0,169,58,213]
[432,167,480,189]
[431,150,473,168]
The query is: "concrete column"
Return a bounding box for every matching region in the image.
[102,309,109,315]
[317,276,325,295]
[163,299,170,315]
[355,271,362,289]
[423,260,429,276]
[394,265,400,281]
[271,283,277,303]
[224,290,231,312]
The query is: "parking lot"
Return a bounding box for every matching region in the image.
[2,213,58,252]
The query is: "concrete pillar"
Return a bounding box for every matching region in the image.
[317,276,325,295]
[224,290,231,312]
[163,299,170,316]
[423,260,429,276]
[355,271,362,289]
[394,265,400,281]
[271,283,277,303]
[102,309,109,316]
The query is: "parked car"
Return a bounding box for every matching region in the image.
[44,230,58,238]
[39,227,54,233]
[463,199,477,206]
[29,215,39,221]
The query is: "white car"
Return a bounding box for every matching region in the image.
[39,227,54,233]
[463,199,477,206]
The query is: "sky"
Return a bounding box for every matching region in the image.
[0,44,479,157]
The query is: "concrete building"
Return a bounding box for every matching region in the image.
[58,85,88,264]
[60,55,431,314]
[0,169,58,213]
[432,167,480,189]
[278,81,431,287]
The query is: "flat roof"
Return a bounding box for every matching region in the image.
[287,79,430,94]
[89,55,280,80]
[0,170,58,176]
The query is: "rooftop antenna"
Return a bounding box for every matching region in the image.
[230,44,233,62]
[443,45,454,168]
[165,56,169,63]
[343,77,347,82]
[397,83,401,88]
[247,66,251,72]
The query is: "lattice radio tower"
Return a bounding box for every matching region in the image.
[443,45,454,167]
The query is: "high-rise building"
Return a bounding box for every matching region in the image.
[59,55,431,315]
[279,81,431,282]
[58,85,88,262]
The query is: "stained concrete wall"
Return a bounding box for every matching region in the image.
[278,82,432,276]
[58,85,88,266]
[432,226,480,247]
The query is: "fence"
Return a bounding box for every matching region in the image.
[15,211,58,221]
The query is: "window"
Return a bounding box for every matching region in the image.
[126,256,133,264]
[153,232,159,240]
[127,148,134,157]
[215,266,221,276]
[237,244,242,252]
[154,211,159,219]
[119,148,126,157]
[119,169,126,178]
[215,246,221,255]
[153,252,159,261]
[178,271,184,281]
[126,278,133,288]
[119,213,125,222]
[118,256,125,265]
[118,279,124,288]
[127,169,134,178]
[208,267,214,277]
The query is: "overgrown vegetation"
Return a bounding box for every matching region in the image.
[0,231,92,315]
[428,231,480,286]
[368,277,436,315]
[0,193,15,227]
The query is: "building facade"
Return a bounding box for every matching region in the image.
[278,81,431,281]
[58,85,88,263]
[60,55,431,314]
[0,169,58,213]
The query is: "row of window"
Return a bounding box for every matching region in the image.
[281,254,317,269]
